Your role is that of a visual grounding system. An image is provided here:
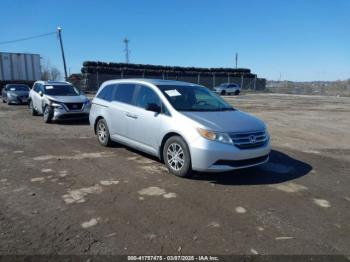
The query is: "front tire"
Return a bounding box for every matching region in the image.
[235,90,240,95]
[96,119,112,147]
[221,90,226,95]
[43,105,53,123]
[163,136,192,178]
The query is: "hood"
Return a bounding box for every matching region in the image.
[45,95,88,103]
[10,90,29,96]
[181,110,266,133]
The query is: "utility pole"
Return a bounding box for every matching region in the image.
[57,27,68,80]
[123,38,130,64]
[235,52,238,68]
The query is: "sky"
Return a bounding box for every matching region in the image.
[0,0,349,81]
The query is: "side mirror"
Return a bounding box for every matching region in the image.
[39,91,43,97]
[146,103,161,113]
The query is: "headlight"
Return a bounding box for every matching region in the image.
[50,101,64,109]
[8,93,16,98]
[197,128,233,145]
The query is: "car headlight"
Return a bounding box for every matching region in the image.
[50,101,64,109]
[8,93,16,98]
[197,128,233,144]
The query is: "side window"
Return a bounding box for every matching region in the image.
[97,84,114,101]
[135,85,161,109]
[33,84,39,92]
[113,84,136,104]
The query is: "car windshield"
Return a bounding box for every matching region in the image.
[8,85,29,91]
[158,85,235,111]
[44,85,80,96]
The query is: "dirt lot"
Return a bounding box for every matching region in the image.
[0,93,349,256]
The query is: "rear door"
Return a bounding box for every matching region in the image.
[109,83,137,141]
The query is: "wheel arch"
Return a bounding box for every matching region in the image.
[159,132,191,163]
[94,116,105,134]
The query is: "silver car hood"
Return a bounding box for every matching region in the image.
[45,95,88,103]
[182,110,266,133]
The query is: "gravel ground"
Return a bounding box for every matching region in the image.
[0,93,349,256]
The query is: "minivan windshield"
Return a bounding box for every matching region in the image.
[44,85,80,96]
[158,85,234,111]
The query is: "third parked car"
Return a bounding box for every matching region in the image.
[2,84,30,105]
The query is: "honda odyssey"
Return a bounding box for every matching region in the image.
[89,79,270,177]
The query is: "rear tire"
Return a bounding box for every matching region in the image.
[43,105,53,123]
[96,118,112,147]
[29,100,38,116]
[163,136,192,178]
[235,90,240,95]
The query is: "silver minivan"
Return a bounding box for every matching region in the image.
[90,79,270,177]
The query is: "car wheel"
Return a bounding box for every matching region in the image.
[2,98,5,103]
[235,90,240,95]
[96,119,112,147]
[221,90,226,95]
[43,105,53,123]
[163,136,192,178]
[29,100,38,116]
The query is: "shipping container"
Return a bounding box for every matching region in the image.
[0,52,41,81]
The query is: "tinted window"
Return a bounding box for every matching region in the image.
[113,84,136,104]
[97,84,114,101]
[135,85,160,109]
[33,84,40,92]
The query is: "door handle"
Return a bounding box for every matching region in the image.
[125,112,138,119]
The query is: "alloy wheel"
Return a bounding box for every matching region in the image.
[167,143,185,171]
[97,122,107,143]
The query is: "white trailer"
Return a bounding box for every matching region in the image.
[0,52,41,81]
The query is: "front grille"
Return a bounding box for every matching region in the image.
[229,130,268,149]
[64,103,83,111]
[214,155,269,168]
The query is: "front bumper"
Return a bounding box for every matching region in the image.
[8,96,29,104]
[190,137,271,172]
[52,105,90,121]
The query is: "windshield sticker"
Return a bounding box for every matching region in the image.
[45,85,54,89]
[10,88,15,91]
[165,89,181,97]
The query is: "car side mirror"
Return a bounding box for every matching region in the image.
[39,91,43,97]
[146,103,161,113]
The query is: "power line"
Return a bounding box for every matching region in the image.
[0,31,56,45]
